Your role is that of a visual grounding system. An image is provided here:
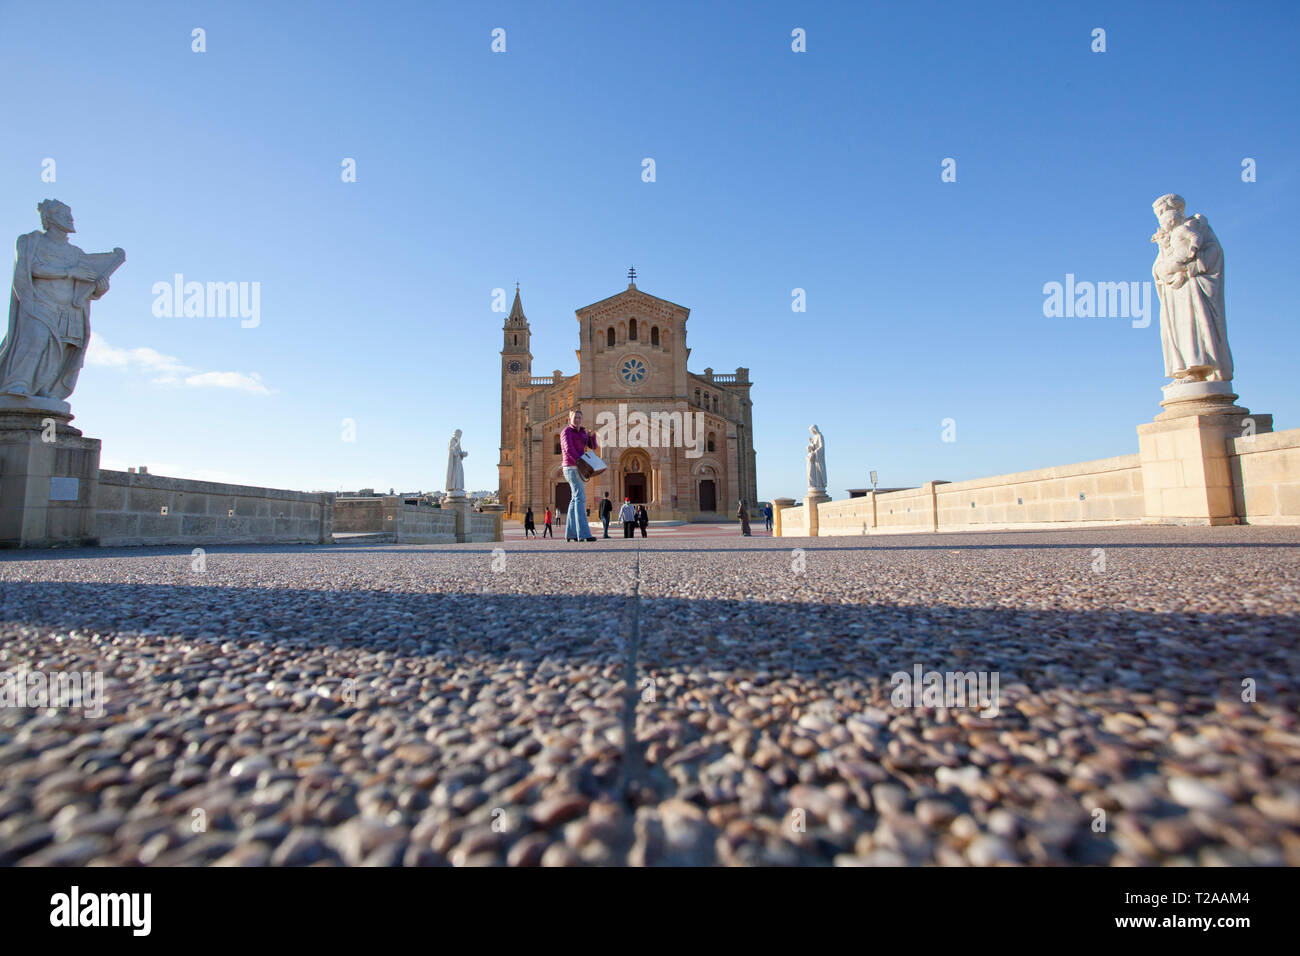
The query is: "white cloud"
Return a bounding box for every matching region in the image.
[86,339,187,376]
[183,370,270,394]
[87,337,271,395]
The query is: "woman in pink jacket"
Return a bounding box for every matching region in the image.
[560,409,599,542]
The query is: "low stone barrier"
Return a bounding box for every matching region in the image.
[95,470,333,546]
[779,503,806,535]
[1229,429,1300,525]
[779,429,1300,537]
[334,496,457,543]
[469,512,496,542]
[334,496,499,543]
[934,455,1144,531]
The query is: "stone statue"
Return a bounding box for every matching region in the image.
[1151,193,1233,383]
[1,200,124,407]
[446,429,467,493]
[806,425,826,492]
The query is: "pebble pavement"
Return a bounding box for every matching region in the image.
[1,525,1297,866]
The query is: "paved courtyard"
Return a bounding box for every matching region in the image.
[1,526,1298,866]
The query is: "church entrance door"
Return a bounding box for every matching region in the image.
[699,479,716,512]
[555,482,570,518]
[625,473,647,504]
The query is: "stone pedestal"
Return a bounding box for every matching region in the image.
[771,497,795,537]
[804,489,831,537]
[480,503,505,542]
[0,400,101,547]
[1138,384,1271,525]
[443,494,473,543]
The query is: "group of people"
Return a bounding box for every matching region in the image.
[521,493,650,539]
[522,506,554,538]
[519,408,774,540]
[603,493,649,538]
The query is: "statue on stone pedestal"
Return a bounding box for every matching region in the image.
[1151,193,1233,383]
[806,425,826,492]
[1,200,124,403]
[446,429,467,494]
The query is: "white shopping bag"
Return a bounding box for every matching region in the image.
[577,449,607,480]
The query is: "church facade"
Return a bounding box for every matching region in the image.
[498,279,757,521]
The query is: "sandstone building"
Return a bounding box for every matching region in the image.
[498,279,756,520]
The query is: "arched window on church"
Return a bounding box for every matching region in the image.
[607,327,615,348]
[694,388,701,406]
[707,432,716,453]
[514,334,518,346]
[650,326,659,347]
[554,435,561,455]
[629,318,638,341]
[712,395,718,412]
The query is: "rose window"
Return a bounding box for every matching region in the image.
[620,358,647,385]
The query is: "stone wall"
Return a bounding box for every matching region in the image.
[874,483,944,533]
[813,455,1147,537]
[334,496,457,543]
[780,502,806,535]
[95,470,333,547]
[332,498,384,534]
[404,504,459,542]
[935,455,1144,530]
[1229,429,1300,525]
[779,430,1300,537]
[470,512,496,542]
[334,496,498,543]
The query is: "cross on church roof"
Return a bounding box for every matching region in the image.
[627,266,637,285]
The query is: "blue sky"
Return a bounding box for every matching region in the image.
[2,0,1296,497]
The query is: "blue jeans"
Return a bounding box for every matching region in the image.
[563,466,591,539]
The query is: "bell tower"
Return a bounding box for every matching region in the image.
[499,285,532,514]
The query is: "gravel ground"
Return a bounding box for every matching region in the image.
[1,525,1298,866]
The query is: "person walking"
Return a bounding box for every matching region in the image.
[637,504,649,538]
[542,507,553,538]
[764,503,773,532]
[619,497,637,538]
[599,492,613,538]
[524,507,536,538]
[738,500,752,536]
[560,408,599,542]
